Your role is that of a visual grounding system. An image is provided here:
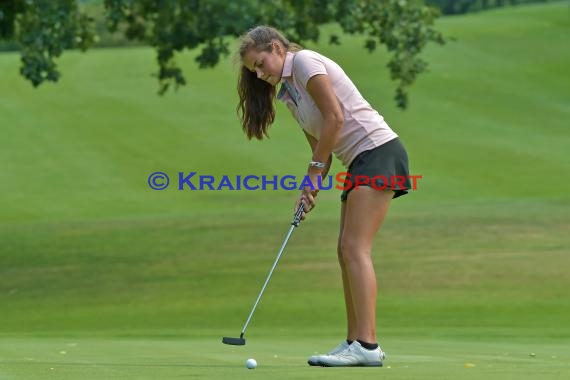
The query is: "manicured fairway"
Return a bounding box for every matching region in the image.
[1,2,569,379]
[1,337,569,379]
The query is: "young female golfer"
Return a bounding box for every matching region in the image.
[237,26,411,367]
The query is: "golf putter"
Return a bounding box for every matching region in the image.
[222,205,305,345]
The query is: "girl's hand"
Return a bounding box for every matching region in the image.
[294,174,320,220]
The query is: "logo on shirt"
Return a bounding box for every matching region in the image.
[279,81,301,107]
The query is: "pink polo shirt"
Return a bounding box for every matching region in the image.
[277,50,398,167]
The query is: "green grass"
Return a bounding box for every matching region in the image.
[1,337,568,379]
[1,2,570,379]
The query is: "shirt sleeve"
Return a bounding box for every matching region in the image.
[293,50,328,89]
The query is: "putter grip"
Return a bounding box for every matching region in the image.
[292,205,304,226]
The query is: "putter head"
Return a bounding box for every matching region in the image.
[222,336,246,345]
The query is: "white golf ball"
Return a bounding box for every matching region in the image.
[245,358,257,369]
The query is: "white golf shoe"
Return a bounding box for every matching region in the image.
[317,341,386,367]
[307,340,350,366]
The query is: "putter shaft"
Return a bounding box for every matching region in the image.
[239,206,304,336]
[240,223,296,336]
[222,206,304,345]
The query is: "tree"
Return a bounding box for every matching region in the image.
[425,0,553,15]
[0,0,94,84]
[0,0,445,109]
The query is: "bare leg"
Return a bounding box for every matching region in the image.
[337,202,358,341]
[339,188,394,343]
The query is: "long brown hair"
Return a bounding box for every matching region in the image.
[236,26,301,140]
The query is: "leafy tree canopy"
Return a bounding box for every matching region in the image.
[0,0,445,108]
[426,0,553,15]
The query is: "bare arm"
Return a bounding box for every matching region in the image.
[305,73,343,177]
[297,74,342,216]
[303,130,332,178]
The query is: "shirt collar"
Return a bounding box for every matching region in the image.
[277,52,296,103]
[280,51,295,79]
